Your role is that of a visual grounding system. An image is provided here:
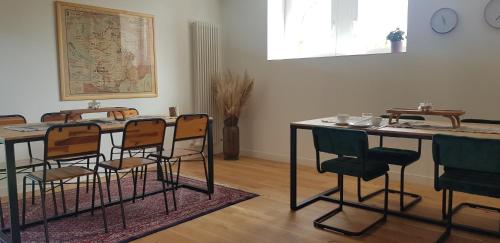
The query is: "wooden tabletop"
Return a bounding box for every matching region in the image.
[0,116,178,143]
[291,117,500,140]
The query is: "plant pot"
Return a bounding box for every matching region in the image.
[223,117,239,160]
[391,40,403,53]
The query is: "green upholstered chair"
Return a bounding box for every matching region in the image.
[433,134,500,242]
[312,127,389,236]
[357,115,424,211]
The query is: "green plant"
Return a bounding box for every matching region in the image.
[386,28,406,42]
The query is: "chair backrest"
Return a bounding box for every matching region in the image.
[122,118,166,151]
[380,115,425,121]
[433,134,500,173]
[0,115,26,126]
[312,127,368,159]
[173,114,209,142]
[45,123,101,160]
[41,112,82,123]
[107,108,139,120]
[461,119,500,125]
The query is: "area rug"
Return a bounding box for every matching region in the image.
[4,173,258,242]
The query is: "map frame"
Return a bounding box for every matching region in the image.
[55,1,158,101]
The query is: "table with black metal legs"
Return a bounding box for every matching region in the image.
[290,118,500,239]
[0,117,214,243]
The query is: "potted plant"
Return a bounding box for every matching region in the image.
[213,70,254,160]
[387,28,406,53]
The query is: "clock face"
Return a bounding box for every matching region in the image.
[485,0,500,28]
[431,8,459,34]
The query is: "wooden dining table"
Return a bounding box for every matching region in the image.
[290,116,500,238]
[0,116,215,243]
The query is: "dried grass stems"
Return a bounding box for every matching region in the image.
[213,70,254,122]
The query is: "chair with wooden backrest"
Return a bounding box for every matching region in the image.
[98,118,173,229]
[22,123,107,243]
[41,112,103,197]
[106,108,142,160]
[312,127,389,236]
[148,114,211,199]
[357,115,425,212]
[41,112,82,123]
[0,115,47,228]
[433,134,500,242]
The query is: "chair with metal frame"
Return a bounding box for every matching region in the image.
[439,118,500,220]
[312,127,389,236]
[357,115,424,212]
[433,134,500,242]
[148,114,211,200]
[0,115,48,228]
[21,123,107,243]
[97,118,174,229]
[107,108,143,160]
[40,112,82,123]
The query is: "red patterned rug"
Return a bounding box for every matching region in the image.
[4,172,257,242]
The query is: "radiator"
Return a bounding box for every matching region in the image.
[191,21,222,144]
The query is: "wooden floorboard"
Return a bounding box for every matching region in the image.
[134,156,500,243]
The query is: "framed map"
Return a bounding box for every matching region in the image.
[55,2,158,101]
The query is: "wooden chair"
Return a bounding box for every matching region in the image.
[98,118,174,229]
[357,115,424,211]
[106,108,143,160]
[148,114,211,199]
[40,112,82,123]
[0,115,47,228]
[41,112,104,197]
[22,123,107,243]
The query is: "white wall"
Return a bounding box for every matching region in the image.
[0,0,221,159]
[221,0,500,183]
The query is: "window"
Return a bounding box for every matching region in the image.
[268,0,408,60]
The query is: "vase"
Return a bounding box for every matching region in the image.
[223,117,239,160]
[391,41,403,53]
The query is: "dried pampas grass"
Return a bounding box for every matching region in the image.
[213,70,254,121]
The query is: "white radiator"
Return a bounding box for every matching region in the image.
[191,21,222,144]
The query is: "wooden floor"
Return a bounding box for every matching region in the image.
[135,156,500,243]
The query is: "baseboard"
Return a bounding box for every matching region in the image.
[240,148,434,186]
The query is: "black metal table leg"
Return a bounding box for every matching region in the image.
[5,141,21,242]
[290,125,297,210]
[207,120,214,193]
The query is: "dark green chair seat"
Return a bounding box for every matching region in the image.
[321,157,389,181]
[438,169,500,198]
[433,134,500,241]
[368,147,420,166]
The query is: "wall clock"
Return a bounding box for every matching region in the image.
[485,0,500,28]
[431,8,459,34]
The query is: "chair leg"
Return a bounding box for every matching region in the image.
[142,166,148,200]
[86,159,90,193]
[176,158,182,187]
[167,162,177,210]
[105,169,112,203]
[384,173,389,221]
[22,177,27,226]
[59,180,67,214]
[39,183,49,243]
[75,177,81,216]
[314,174,387,236]
[31,167,36,205]
[442,189,447,220]
[159,166,170,214]
[202,155,212,199]
[91,173,97,216]
[115,170,127,229]
[438,190,453,242]
[96,173,108,233]
[50,182,58,216]
[132,168,138,203]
